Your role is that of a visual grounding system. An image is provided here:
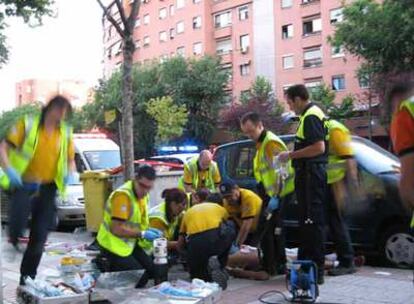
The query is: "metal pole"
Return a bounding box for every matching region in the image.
[368,84,373,141]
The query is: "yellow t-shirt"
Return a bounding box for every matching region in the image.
[180,203,228,236]
[110,192,147,223]
[183,163,221,189]
[223,188,262,232]
[6,119,75,183]
[330,129,354,157]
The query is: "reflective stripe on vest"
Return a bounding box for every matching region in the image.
[0,114,70,196]
[97,181,151,257]
[149,201,178,240]
[327,120,351,184]
[184,157,218,191]
[253,131,295,198]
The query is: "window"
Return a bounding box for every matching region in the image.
[159,7,167,19]
[177,0,185,9]
[302,0,319,4]
[282,24,293,39]
[303,16,321,36]
[240,63,250,76]
[221,63,233,81]
[240,34,250,52]
[193,16,202,29]
[160,54,169,63]
[330,8,343,24]
[169,28,175,39]
[176,21,185,34]
[159,31,167,42]
[193,0,201,3]
[143,36,150,47]
[303,46,322,68]
[135,39,141,49]
[283,55,294,69]
[282,0,292,8]
[214,11,231,28]
[283,84,293,93]
[359,75,370,89]
[239,5,248,20]
[135,17,141,27]
[143,14,150,25]
[305,78,323,93]
[193,42,202,55]
[216,38,232,54]
[169,5,175,16]
[177,46,185,56]
[332,75,345,91]
[226,144,255,179]
[331,45,344,57]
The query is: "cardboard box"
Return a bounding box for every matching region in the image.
[16,286,88,304]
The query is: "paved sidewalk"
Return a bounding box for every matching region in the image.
[1,230,413,304]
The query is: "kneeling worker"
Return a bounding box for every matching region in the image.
[177,201,236,289]
[149,188,187,251]
[219,181,262,248]
[97,166,163,288]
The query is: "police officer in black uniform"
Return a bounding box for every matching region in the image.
[279,84,328,285]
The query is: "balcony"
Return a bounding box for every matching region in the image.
[218,51,233,64]
[303,58,322,69]
[214,26,232,40]
[301,0,321,16]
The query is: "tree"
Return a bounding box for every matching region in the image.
[330,0,414,93]
[97,0,140,180]
[0,103,41,139]
[0,0,54,67]
[146,96,188,144]
[310,85,354,119]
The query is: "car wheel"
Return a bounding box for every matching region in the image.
[381,225,414,268]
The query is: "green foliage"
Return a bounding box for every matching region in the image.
[330,0,414,80]
[146,96,188,144]
[0,103,41,139]
[311,85,354,119]
[80,55,228,157]
[0,0,55,67]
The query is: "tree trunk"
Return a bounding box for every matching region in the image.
[121,37,135,180]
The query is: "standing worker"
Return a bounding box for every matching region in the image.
[149,188,187,251]
[177,201,236,289]
[326,119,357,276]
[240,112,294,275]
[178,150,221,193]
[219,181,263,248]
[96,166,163,288]
[0,95,75,286]
[279,84,329,285]
[388,84,414,233]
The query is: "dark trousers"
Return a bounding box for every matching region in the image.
[186,222,236,281]
[100,245,155,287]
[8,183,57,278]
[294,163,327,270]
[327,184,354,267]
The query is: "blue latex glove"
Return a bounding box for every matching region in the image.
[147,227,163,238]
[5,167,23,188]
[266,196,280,213]
[142,230,160,241]
[229,243,240,255]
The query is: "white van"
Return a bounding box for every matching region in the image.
[55,133,121,226]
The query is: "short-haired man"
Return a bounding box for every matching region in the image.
[279,84,329,285]
[97,166,162,288]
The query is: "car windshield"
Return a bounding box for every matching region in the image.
[68,172,82,185]
[83,150,121,170]
[351,138,400,175]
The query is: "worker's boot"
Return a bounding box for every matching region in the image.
[328,263,356,276]
[208,256,228,290]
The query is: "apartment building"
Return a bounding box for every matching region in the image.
[103,0,367,104]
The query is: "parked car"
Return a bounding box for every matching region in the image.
[213,135,413,268]
[146,153,199,165]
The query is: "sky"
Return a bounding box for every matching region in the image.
[0,0,103,112]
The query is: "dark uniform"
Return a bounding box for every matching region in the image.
[292,103,328,279]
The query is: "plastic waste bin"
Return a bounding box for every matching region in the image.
[80,171,112,232]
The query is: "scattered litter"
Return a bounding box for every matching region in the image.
[374,271,391,276]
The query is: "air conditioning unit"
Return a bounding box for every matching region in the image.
[241,46,249,54]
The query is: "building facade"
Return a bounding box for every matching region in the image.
[15,79,94,108]
[103,0,367,105]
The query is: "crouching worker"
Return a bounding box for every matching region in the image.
[177,201,236,290]
[149,188,187,251]
[96,166,163,288]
